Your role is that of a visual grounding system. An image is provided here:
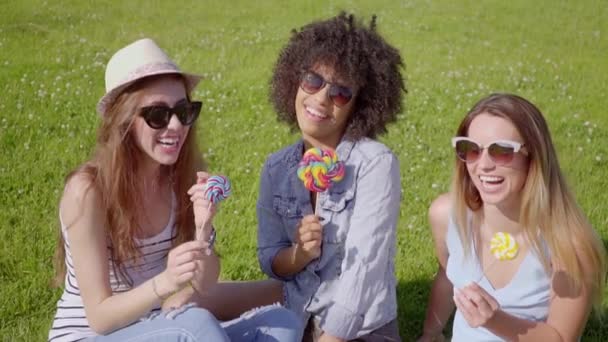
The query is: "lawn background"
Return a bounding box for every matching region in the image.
[0,0,607,340]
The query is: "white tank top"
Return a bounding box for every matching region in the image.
[48,201,176,342]
[445,216,551,341]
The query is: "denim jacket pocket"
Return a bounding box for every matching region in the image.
[321,189,354,213]
[319,189,354,245]
[273,196,302,241]
[273,196,301,217]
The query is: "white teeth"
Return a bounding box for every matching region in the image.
[158,138,178,146]
[480,175,503,183]
[306,106,327,119]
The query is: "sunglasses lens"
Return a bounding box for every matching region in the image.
[187,101,202,125]
[300,72,324,94]
[174,102,202,126]
[140,101,202,129]
[488,142,516,164]
[455,140,481,162]
[329,85,353,107]
[141,106,170,129]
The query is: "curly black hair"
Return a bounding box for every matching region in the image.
[270,12,406,140]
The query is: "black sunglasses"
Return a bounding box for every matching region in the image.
[139,101,202,129]
[300,71,354,107]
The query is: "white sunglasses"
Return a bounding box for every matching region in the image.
[451,137,526,164]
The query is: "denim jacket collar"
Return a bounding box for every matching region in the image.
[285,138,356,167]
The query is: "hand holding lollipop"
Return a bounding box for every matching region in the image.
[165,174,232,306]
[455,234,516,330]
[292,147,345,264]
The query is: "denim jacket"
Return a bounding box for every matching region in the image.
[257,137,401,340]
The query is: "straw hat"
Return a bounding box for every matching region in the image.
[97,38,201,115]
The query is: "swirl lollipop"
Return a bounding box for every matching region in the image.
[203,175,232,204]
[490,232,519,261]
[297,147,345,193]
[297,147,345,214]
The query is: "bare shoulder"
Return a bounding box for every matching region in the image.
[60,172,103,230]
[428,193,451,238]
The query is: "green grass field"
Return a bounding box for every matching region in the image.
[1,0,607,340]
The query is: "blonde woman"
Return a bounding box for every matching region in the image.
[48,38,302,342]
[418,93,606,341]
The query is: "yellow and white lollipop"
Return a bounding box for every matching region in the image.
[490,232,519,260]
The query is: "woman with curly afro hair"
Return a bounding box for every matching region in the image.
[257,12,406,342]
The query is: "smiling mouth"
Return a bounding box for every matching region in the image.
[479,175,504,185]
[305,106,330,120]
[157,137,179,147]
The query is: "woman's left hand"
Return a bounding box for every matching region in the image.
[187,171,217,240]
[453,282,500,328]
[161,285,195,311]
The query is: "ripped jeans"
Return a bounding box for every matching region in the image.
[88,303,303,342]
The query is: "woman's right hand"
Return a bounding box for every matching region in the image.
[155,240,209,296]
[294,214,323,261]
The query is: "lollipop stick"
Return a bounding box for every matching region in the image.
[312,191,324,270]
[473,232,519,284]
[291,242,298,265]
[474,258,499,283]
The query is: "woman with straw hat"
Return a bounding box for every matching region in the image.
[49,38,302,342]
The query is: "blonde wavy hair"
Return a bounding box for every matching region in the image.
[451,93,606,308]
[54,74,205,286]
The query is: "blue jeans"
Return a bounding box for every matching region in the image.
[89,304,303,341]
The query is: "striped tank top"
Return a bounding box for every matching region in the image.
[48,201,176,342]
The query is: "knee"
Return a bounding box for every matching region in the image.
[272,306,302,330]
[168,306,228,341]
[256,305,303,331]
[179,306,220,327]
[185,307,216,321]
